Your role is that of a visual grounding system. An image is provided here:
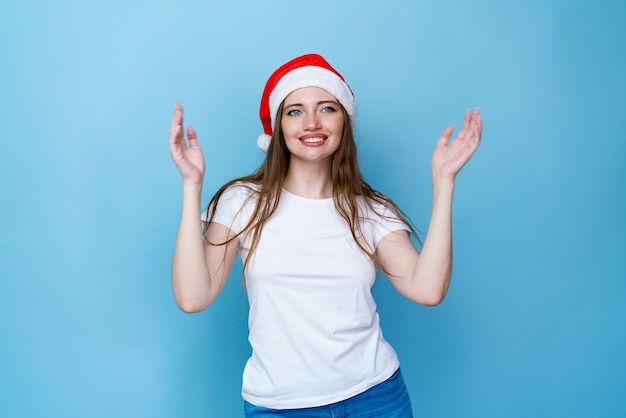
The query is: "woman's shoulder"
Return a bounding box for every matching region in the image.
[357,193,395,216]
[205,181,259,224]
[220,181,261,199]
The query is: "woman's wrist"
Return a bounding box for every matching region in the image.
[182,180,203,196]
[431,174,455,192]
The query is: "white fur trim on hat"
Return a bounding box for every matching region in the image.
[268,66,355,131]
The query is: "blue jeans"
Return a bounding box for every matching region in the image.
[244,368,413,417]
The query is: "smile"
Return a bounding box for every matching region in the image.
[299,135,328,144]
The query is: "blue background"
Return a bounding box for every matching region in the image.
[1,0,625,417]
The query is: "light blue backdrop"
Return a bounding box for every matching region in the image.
[1,0,624,417]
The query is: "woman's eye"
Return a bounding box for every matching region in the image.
[286,109,302,116]
[321,106,337,113]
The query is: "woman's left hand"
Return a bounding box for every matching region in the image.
[430,108,482,184]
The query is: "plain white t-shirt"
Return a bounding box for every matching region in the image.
[209,183,410,409]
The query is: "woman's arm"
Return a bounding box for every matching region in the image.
[169,104,238,313]
[376,109,482,306]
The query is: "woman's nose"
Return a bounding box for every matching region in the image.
[303,112,321,130]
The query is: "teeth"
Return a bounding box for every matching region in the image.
[302,137,325,143]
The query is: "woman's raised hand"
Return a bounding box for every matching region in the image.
[168,103,206,185]
[430,108,482,184]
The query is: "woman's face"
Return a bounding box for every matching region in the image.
[280,86,345,166]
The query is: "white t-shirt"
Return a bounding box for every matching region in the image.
[209,183,410,409]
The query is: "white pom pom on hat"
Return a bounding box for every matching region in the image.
[257,54,355,152]
[257,133,272,151]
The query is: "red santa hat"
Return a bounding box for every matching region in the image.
[257,54,356,151]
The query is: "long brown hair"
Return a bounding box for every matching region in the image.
[203,102,420,276]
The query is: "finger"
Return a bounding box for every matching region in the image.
[169,123,184,147]
[467,108,482,142]
[436,124,454,148]
[474,108,483,137]
[455,109,472,141]
[170,103,182,129]
[468,119,482,150]
[169,126,186,159]
[169,108,187,151]
[187,125,200,148]
[169,103,184,138]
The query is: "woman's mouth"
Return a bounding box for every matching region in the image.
[299,134,328,145]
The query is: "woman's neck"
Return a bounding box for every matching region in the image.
[283,161,333,199]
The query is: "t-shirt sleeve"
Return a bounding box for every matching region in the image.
[201,183,254,234]
[368,202,411,248]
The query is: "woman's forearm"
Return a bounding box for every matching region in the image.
[171,182,212,313]
[412,178,455,305]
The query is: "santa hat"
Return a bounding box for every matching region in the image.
[257,54,355,151]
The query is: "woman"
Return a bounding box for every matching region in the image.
[169,54,482,417]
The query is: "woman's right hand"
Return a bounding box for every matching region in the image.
[168,103,205,185]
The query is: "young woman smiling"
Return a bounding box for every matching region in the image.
[168,54,482,417]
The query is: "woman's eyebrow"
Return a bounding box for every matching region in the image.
[318,100,340,106]
[284,100,340,108]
